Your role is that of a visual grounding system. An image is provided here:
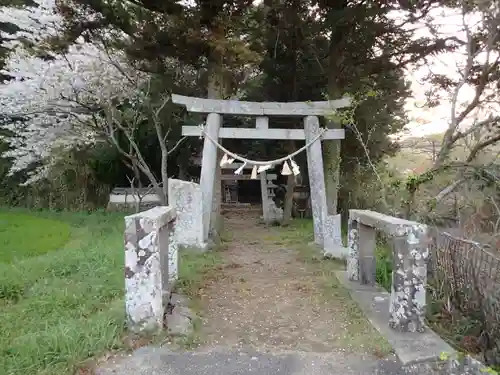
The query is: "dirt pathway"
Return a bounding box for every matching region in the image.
[195,208,391,356]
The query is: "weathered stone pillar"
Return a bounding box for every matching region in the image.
[389,224,429,333]
[210,148,223,240]
[168,228,178,282]
[304,116,328,246]
[200,113,221,241]
[347,216,359,281]
[323,214,347,259]
[124,206,176,333]
[168,178,206,250]
[358,223,376,286]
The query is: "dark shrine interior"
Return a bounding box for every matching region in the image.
[236,179,261,204]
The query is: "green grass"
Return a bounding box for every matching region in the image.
[262,218,315,246]
[172,246,225,348]
[0,209,127,375]
[374,240,393,291]
[0,212,72,263]
[0,208,227,373]
[176,250,224,299]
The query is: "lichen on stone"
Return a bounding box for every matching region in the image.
[124,206,177,333]
[347,218,359,281]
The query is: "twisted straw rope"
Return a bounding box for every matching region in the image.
[200,126,327,166]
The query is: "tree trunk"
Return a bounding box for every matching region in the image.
[324,2,349,216]
[132,160,143,188]
[323,77,343,215]
[323,132,341,215]
[160,147,168,205]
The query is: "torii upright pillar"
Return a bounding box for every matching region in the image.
[199,113,221,241]
[304,116,328,246]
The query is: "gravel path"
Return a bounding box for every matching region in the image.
[195,209,391,356]
[96,208,458,375]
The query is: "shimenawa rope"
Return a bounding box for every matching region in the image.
[199,125,327,166]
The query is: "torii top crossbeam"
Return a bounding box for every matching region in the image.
[172,94,351,140]
[172,94,351,116]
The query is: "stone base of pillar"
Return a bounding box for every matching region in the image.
[389,225,429,333]
[323,214,348,259]
[124,206,177,333]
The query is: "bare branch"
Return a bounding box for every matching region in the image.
[452,115,500,144]
[466,132,500,162]
[167,136,187,156]
[434,178,467,202]
[102,103,165,203]
[154,94,170,120]
[350,120,389,211]
[150,95,171,204]
[434,3,500,167]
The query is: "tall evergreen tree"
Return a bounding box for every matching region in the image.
[313,1,461,215]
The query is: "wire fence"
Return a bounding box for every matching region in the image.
[428,229,500,365]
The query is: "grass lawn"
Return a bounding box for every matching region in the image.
[0,210,391,373]
[0,209,222,375]
[0,212,72,264]
[0,210,127,375]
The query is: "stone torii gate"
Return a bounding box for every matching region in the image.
[172,94,351,248]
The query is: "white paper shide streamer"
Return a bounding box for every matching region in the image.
[212,127,326,178]
[290,159,300,176]
[234,162,246,175]
[250,165,258,179]
[281,161,292,175]
[219,153,229,167]
[257,164,273,173]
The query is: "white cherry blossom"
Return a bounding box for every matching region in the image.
[0,0,145,183]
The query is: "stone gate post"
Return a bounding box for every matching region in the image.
[200,113,221,241]
[304,116,328,246]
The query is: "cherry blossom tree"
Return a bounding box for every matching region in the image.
[0,0,191,203]
[1,40,145,173]
[0,0,58,80]
[0,0,135,174]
